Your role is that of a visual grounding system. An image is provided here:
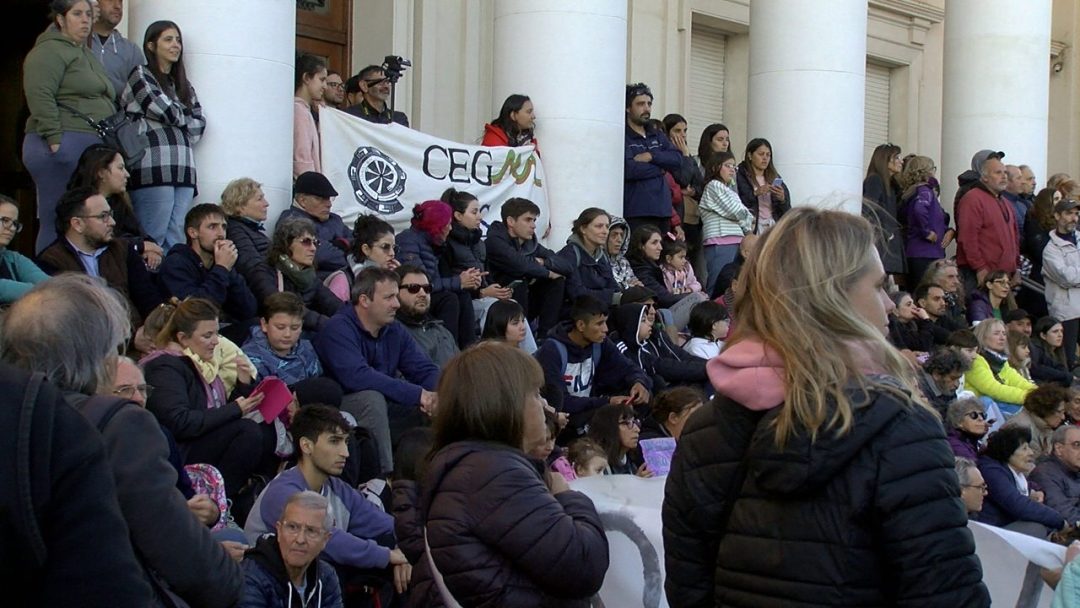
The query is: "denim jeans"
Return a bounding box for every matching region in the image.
[22,131,102,253]
[704,243,740,295]
[131,185,195,249]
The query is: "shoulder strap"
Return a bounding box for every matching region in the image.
[553,340,569,376]
[16,372,48,566]
[77,395,131,433]
[55,102,101,130]
[424,528,464,608]
[591,341,602,369]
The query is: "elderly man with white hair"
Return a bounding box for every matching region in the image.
[0,274,242,607]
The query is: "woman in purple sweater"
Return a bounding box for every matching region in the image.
[900,156,952,288]
[946,398,990,460]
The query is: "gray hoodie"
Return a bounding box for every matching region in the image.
[90,29,145,102]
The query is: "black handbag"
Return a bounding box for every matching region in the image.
[57,103,148,165]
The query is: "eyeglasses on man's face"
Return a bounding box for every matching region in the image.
[326,81,344,89]
[113,384,153,399]
[280,520,326,541]
[962,483,988,493]
[78,209,115,222]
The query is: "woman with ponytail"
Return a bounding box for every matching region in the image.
[142,298,280,509]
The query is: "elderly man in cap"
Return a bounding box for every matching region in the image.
[278,172,352,280]
[955,149,1020,294]
[1042,197,1080,371]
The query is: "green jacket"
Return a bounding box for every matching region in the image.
[23,29,116,145]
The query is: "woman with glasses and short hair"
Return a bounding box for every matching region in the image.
[0,195,48,304]
[967,269,1015,324]
[249,217,343,333]
[946,398,992,460]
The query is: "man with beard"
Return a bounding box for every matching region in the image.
[38,186,162,322]
[322,70,346,111]
[159,203,257,330]
[914,283,962,345]
[244,406,409,600]
[955,154,1020,292]
[90,0,144,99]
[395,265,458,368]
[623,82,683,235]
[344,65,410,127]
[314,267,440,474]
[1042,197,1080,370]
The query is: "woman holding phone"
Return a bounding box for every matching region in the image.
[736,138,790,234]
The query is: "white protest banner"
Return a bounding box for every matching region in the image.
[572,475,668,608]
[573,475,1064,608]
[319,108,549,240]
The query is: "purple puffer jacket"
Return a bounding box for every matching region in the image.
[902,182,948,259]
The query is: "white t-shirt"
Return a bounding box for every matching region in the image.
[684,337,722,360]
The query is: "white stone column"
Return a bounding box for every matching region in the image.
[127,0,296,227]
[941,0,1051,208]
[492,0,627,245]
[748,0,867,212]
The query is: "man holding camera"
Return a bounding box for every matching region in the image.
[344,64,410,127]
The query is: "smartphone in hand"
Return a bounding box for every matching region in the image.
[772,177,783,187]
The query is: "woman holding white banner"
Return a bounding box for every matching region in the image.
[663,207,989,606]
[411,341,608,607]
[481,94,538,151]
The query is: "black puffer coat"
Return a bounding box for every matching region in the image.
[663,383,989,607]
[409,441,608,608]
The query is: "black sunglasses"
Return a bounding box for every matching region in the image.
[400,283,432,294]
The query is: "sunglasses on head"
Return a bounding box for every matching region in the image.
[400,283,432,294]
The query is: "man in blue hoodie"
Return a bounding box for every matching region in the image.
[623,82,683,235]
[313,267,439,474]
[535,295,651,438]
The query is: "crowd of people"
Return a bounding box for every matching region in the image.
[10,0,1080,607]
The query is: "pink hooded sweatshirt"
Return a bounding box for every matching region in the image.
[708,338,889,412]
[706,339,786,412]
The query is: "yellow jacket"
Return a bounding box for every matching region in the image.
[964,354,1036,405]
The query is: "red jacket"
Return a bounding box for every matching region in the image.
[956,184,1020,273]
[481,123,539,154]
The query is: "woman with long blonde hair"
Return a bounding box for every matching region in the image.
[664,207,987,606]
